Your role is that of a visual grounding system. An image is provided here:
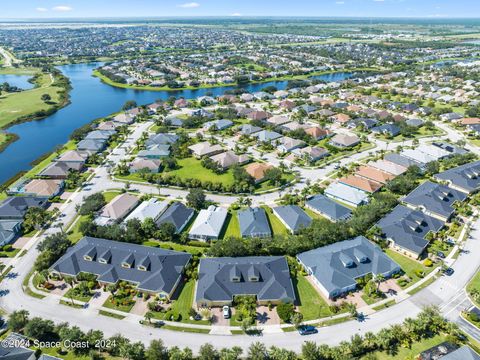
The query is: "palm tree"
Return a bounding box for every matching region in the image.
[374,274,385,292]
[144,311,153,324]
[64,276,76,306]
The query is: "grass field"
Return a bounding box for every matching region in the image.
[0,72,63,129]
[166,157,235,186]
[467,270,480,307]
[223,210,241,238]
[294,275,332,320]
[262,206,289,235]
[386,249,435,287]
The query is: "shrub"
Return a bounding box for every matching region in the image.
[423,259,433,267]
[276,302,295,323]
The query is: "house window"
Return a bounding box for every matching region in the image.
[231,276,240,282]
[249,276,259,282]
[83,255,92,261]
[121,262,131,269]
[138,265,147,271]
[99,258,108,264]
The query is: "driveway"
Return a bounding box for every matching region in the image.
[256,306,280,326]
[211,307,229,326]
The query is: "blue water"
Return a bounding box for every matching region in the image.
[0,62,357,184]
[0,74,34,90]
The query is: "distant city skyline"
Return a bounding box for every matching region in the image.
[1,0,479,19]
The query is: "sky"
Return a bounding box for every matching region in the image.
[1,0,479,19]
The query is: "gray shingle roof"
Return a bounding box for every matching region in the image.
[376,205,444,255]
[195,256,296,304]
[442,346,480,360]
[0,196,48,220]
[50,237,191,295]
[155,202,195,233]
[297,236,400,297]
[306,195,352,222]
[238,207,271,238]
[272,205,312,233]
[145,133,179,147]
[403,181,467,219]
[384,153,424,169]
[435,160,480,194]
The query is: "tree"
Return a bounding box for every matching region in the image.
[24,317,54,340]
[156,222,176,242]
[122,100,137,111]
[23,207,51,233]
[186,188,206,210]
[290,312,303,328]
[199,344,219,360]
[247,342,268,360]
[219,347,243,360]
[264,167,283,186]
[121,341,145,360]
[8,310,29,332]
[79,193,106,215]
[276,303,295,323]
[146,339,168,360]
[144,311,153,324]
[41,93,51,102]
[301,342,320,360]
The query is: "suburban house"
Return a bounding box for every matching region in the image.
[238,207,271,238]
[0,341,35,360]
[368,159,407,176]
[50,237,191,298]
[434,161,480,194]
[339,175,383,193]
[305,195,352,222]
[292,146,329,162]
[38,162,81,179]
[245,163,273,183]
[188,141,224,158]
[355,166,396,184]
[124,198,169,223]
[204,119,234,131]
[0,196,49,220]
[0,219,22,246]
[329,133,360,148]
[371,124,400,137]
[188,205,228,241]
[76,139,107,154]
[129,158,161,173]
[272,205,312,234]
[22,179,64,198]
[305,127,331,140]
[324,182,369,207]
[95,193,139,226]
[402,181,467,222]
[252,130,283,143]
[137,144,171,159]
[238,124,262,136]
[376,205,444,259]
[195,256,296,307]
[57,150,88,166]
[146,133,179,147]
[384,153,425,171]
[155,202,195,234]
[210,151,250,169]
[277,137,306,153]
[297,236,401,299]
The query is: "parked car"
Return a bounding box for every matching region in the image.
[443,267,454,276]
[437,251,445,259]
[298,325,318,335]
[222,306,230,319]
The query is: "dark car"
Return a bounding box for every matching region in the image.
[298,325,318,335]
[437,251,446,259]
[443,267,454,276]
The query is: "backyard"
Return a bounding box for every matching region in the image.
[294,275,333,320]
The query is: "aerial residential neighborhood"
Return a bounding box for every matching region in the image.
[1,2,480,359]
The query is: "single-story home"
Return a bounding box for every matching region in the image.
[238,207,271,238]
[305,195,352,222]
[324,182,369,208]
[155,202,195,234]
[188,205,228,241]
[329,133,360,148]
[210,151,249,169]
[297,236,401,299]
[272,205,312,234]
[245,163,273,183]
[50,237,191,298]
[95,193,139,226]
[188,142,224,158]
[195,256,296,307]
[124,198,169,223]
[434,160,480,194]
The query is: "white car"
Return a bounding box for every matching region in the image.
[222,306,230,319]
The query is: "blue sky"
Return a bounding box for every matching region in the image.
[1,0,479,19]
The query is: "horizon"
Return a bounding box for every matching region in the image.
[2,0,480,19]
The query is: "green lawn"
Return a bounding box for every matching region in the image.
[0,73,64,129]
[169,280,202,324]
[103,295,135,313]
[385,249,435,287]
[262,206,289,236]
[256,173,296,192]
[294,275,332,320]
[166,157,235,186]
[68,215,90,243]
[223,210,240,238]
[143,240,207,255]
[467,270,480,307]
[103,190,123,203]
[365,334,448,360]
[64,287,93,302]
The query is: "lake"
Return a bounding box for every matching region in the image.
[0,62,357,184]
[0,74,34,90]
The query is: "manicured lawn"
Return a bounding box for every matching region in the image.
[103,190,123,203]
[367,334,449,360]
[64,287,93,303]
[385,249,435,286]
[256,173,296,192]
[166,157,235,186]
[68,215,90,243]
[0,248,20,258]
[303,207,325,220]
[294,275,332,320]
[103,295,135,313]
[0,73,64,129]
[223,210,240,238]
[143,240,207,254]
[467,270,480,307]
[169,280,200,324]
[262,206,288,236]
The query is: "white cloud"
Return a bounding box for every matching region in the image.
[336,1,345,4]
[36,7,48,12]
[230,12,242,17]
[52,5,73,12]
[178,2,200,8]
[373,0,385,2]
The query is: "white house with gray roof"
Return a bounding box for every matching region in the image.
[435,160,480,194]
[195,256,296,307]
[305,195,352,222]
[297,236,401,299]
[124,198,169,223]
[324,182,369,208]
[188,205,228,241]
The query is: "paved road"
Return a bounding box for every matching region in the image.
[1,120,479,352]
